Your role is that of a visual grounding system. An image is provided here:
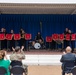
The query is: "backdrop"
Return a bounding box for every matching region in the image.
[0,14,76,41]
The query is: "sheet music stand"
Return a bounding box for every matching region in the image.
[6,34,12,40]
[25,34,31,50]
[25,34,31,40]
[14,34,20,46]
[6,34,12,49]
[59,34,64,51]
[46,36,52,49]
[71,34,75,41]
[52,34,58,50]
[52,34,58,40]
[66,34,70,41]
[14,34,20,40]
[0,34,5,49]
[0,34,5,40]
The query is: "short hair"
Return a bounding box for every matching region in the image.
[66,46,72,52]
[15,46,20,52]
[0,50,5,59]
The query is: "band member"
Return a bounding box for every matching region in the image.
[9,29,15,51]
[35,32,43,43]
[64,28,69,48]
[0,28,7,49]
[20,29,26,50]
[68,30,74,53]
[3,28,7,49]
[0,28,4,49]
[29,32,44,49]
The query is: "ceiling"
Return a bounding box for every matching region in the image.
[0,3,76,14]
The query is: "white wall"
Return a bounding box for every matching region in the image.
[0,0,76,4]
[7,55,62,65]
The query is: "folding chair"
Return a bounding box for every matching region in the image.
[0,66,7,75]
[10,60,22,67]
[10,66,25,75]
[62,61,75,75]
[71,66,76,75]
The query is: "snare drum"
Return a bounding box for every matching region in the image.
[34,43,41,49]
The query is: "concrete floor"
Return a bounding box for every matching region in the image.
[28,65,62,75]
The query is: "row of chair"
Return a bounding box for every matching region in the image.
[0,66,26,75]
[0,64,76,75]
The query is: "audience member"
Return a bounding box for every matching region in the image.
[60,46,76,75]
[0,50,10,75]
[10,46,25,67]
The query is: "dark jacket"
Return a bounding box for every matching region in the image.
[60,53,76,62]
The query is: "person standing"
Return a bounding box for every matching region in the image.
[20,29,26,50]
[0,28,6,49]
[64,28,69,48]
[68,30,74,53]
[9,29,15,51]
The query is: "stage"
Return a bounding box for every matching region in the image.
[7,49,63,65]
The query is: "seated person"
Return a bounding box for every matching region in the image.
[60,46,76,75]
[10,46,25,68]
[29,32,45,49]
[0,50,10,75]
[35,32,43,44]
[10,46,28,75]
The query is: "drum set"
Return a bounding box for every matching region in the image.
[28,41,43,49]
[34,43,41,49]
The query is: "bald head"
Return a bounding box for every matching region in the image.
[66,46,72,53]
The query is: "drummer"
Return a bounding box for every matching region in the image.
[35,32,44,47]
[30,32,44,49]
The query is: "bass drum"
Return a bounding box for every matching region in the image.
[34,43,41,49]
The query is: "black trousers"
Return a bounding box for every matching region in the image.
[10,40,15,51]
[20,38,26,50]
